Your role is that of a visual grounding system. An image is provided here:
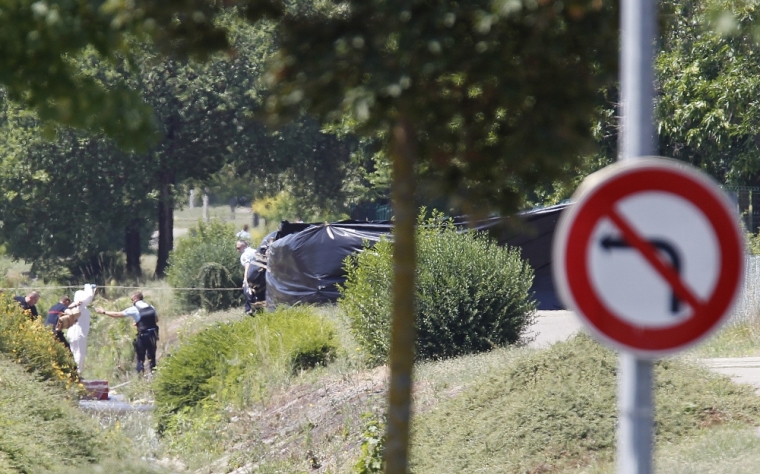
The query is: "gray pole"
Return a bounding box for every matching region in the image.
[617,353,653,473]
[620,0,656,160]
[618,0,656,472]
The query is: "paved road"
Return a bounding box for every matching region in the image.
[526,310,584,348]
[700,358,760,395]
[528,311,760,394]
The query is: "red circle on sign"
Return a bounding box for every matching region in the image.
[553,158,744,357]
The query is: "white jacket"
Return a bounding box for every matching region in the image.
[67,284,95,339]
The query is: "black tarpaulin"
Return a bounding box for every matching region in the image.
[265,221,392,306]
[263,206,569,309]
[465,203,571,310]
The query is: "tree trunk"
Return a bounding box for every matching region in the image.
[384,118,417,474]
[155,170,175,277]
[125,218,142,277]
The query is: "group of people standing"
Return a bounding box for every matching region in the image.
[13,286,159,376]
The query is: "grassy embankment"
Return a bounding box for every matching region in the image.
[4,289,760,473]
[5,237,760,472]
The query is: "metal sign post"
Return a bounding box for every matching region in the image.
[554,1,745,472]
[553,157,744,472]
[619,0,657,471]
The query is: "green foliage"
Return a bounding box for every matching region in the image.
[747,231,760,255]
[0,15,358,275]
[153,305,339,433]
[0,97,156,279]
[166,220,241,311]
[339,240,394,362]
[262,0,619,217]
[340,214,536,364]
[252,190,349,224]
[354,412,386,474]
[411,333,760,472]
[0,294,79,386]
[0,355,165,473]
[657,0,760,185]
[0,0,253,150]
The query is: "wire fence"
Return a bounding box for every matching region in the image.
[724,186,760,234]
[730,255,760,325]
[4,257,760,320]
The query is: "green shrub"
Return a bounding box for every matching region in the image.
[0,294,79,387]
[340,214,536,365]
[355,412,386,474]
[167,219,242,311]
[154,305,339,433]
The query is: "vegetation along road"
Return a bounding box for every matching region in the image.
[531,310,760,395]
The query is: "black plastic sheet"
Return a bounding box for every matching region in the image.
[264,206,569,309]
[265,221,392,306]
[464,203,571,310]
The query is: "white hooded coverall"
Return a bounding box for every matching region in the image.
[67,284,95,374]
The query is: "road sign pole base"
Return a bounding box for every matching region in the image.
[617,352,653,474]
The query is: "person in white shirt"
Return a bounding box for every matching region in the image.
[237,240,261,315]
[96,291,160,374]
[67,284,95,374]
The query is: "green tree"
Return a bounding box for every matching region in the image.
[0,96,155,279]
[255,0,619,471]
[657,0,760,185]
[0,16,361,277]
[230,115,358,220]
[0,15,273,277]
[0,0,243,149]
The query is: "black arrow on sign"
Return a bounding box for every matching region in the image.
[600,236,683,314]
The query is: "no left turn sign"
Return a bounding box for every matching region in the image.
[553,157,744,357]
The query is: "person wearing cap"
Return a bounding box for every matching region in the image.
[67,284,96,374]
[45,295,72,350]
[96,291,160,374]
[13,291,40,320]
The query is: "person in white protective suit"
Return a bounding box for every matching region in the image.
[67,284,96,374]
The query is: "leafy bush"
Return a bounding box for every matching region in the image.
[154,305,339,433]
[0,294,79,386]
[167,219,242,311]
[355,412,386,474]
[340,215,536,364]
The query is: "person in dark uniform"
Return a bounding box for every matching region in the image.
[14,291,40,320]
[95,291,159,374]
[45,295,72,350]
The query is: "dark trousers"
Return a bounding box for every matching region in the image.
[133,330,158,373]
[54,330,70,350]
[244,266,266,313]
